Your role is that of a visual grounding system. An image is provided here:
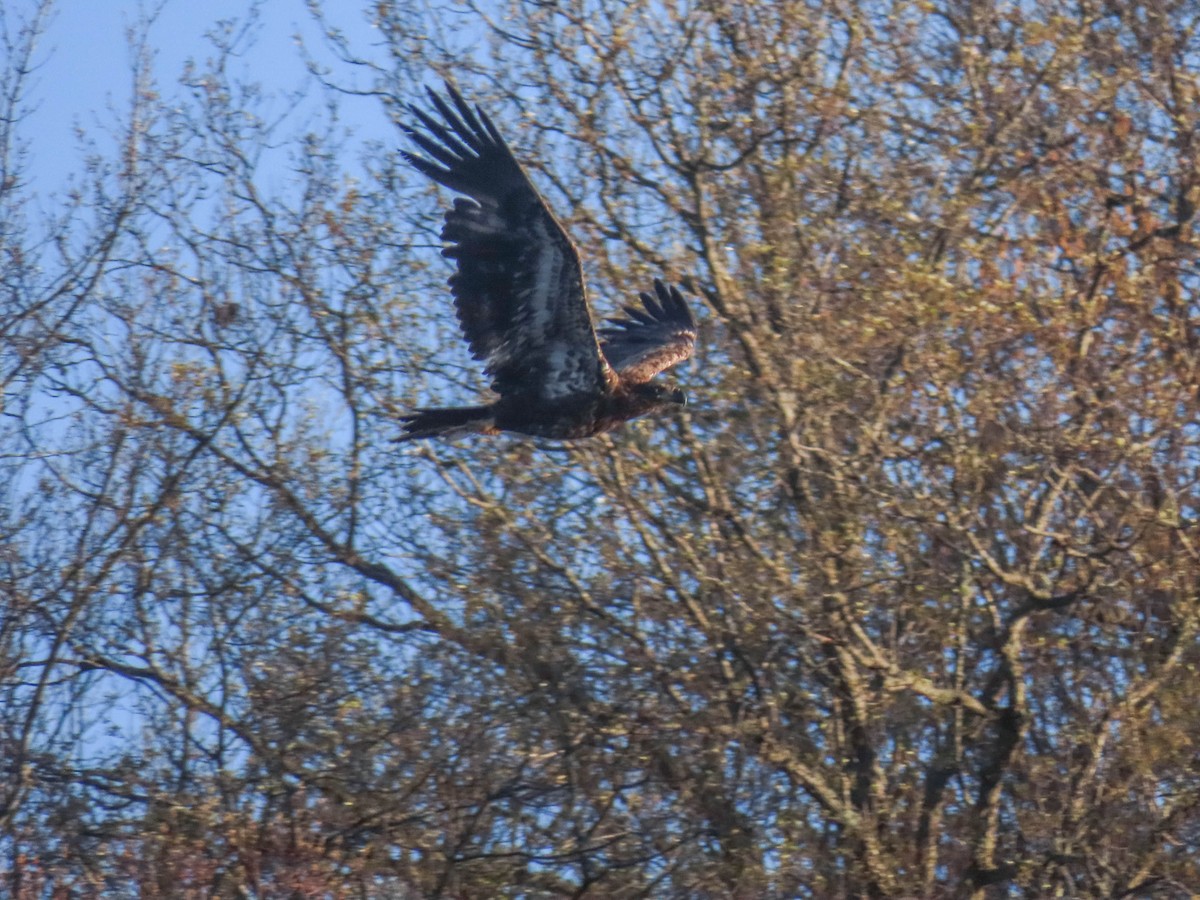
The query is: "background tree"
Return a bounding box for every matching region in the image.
[3,0,1199,897]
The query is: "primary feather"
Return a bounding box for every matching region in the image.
[599,279,698,383]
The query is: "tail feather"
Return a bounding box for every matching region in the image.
[397,405,497,441]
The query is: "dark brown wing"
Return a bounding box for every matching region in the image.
[403,85,613,402]
[598,280,697,384]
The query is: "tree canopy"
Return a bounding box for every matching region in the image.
[3,0,1200,897]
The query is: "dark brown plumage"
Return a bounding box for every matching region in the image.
[397,85,697,441]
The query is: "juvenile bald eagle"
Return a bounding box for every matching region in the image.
[397,85,697,441]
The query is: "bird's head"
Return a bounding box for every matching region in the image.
[635,382,688,408]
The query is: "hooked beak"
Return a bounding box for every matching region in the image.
[670,387,688,407]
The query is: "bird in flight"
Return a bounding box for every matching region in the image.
[397,85,697,441]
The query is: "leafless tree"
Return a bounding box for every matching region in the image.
[3,0,1199,896]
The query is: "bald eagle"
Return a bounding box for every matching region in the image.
[397,85,697,441]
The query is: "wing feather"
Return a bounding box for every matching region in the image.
[599,280,697,383]
[403,84,612,402]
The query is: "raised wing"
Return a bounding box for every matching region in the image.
[599,280,697,383]
[403,85,612,402]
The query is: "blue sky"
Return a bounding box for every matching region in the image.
[21,0,386,194]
